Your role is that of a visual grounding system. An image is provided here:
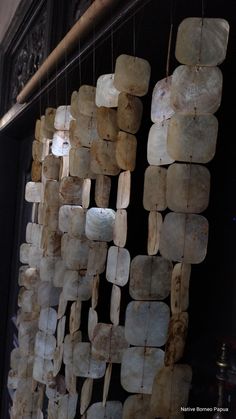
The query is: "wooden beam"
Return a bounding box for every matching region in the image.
[17,0,120,104]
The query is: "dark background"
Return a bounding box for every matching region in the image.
[0,0,236,417]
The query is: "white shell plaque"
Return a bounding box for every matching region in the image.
[38,308,57,335]
[35,331,56,360]
[159,212,209,263]
[54,106,74,130]
[85,401,123,419]
[175,18,229,66]
[96,73,120,108]
[166,163,211,213]
[92,323,129,363]
[143,166,167,211]
[85,208,116,242]
[125,301,170,346]
[147,121,174,166]
[25,182,43,203]
[106,246,130,287]
[114,54,151,97]
[171,65,223,114]
[116,170,131,209]
[73,342,106,378]
[121,347,165,394]
[52,131,71,157]
[130,255,172,300]
[151,76,174,123]
[167,113,218,163]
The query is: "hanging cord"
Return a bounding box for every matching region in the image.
[166,0,175,78]
[39,77,42,118]
[55,58,59,108]
[202,0,205,18]
[111,25,114,73]
[92,23,96,86]
[64,40,68,107]
[166,23,173,79]
[133,13,136,56]
[198,0,205,63]
[46,65,50,109]
[79,38,82,86]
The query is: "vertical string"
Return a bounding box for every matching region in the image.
[133,14,136,56]
[64,41,68,107]
[202,0,205,18]
[79,38,82,86]
[111,25,114,73]
[92,24,96,86]
[198,0,205,63]
[166,24,173,78]
[166,0,175,78]
[63,40,69,134]
[46,67,50,109]
[55,59,59,108]
[39,77,42,118]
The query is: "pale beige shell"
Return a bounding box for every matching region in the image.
[114,54,151,96]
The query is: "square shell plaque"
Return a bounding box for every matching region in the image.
[117,92,143,134]
[143,166,167,211]
[147,121,174,166]
[85,208,116,242]
[150,364,192,417]
[121,347,164,394]
[116,131,137,171]
[95,74,120,108]
[167,113,218,163]
[166,163,210,213]
[85,401,122,419]
[114,54,151,97]
[171,65,223,114]
[175,18,229,66]
[125,301,170,347]
[92,323,129,363]
[97,107,119,141]
[91,139,120,176]
[159,212,209,263]
[151,76,174,123]
[130,255,172,300]
[106,246,130,287]
[123,395,152,419]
